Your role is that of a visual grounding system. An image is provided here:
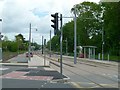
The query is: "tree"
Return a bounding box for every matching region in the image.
[3,36,9,41]
[47,1,120,57]
[102,2,120,55]
[71,2,103,38]
[15,34,25,42]
[66,2,103,53]
[15,34,25,51]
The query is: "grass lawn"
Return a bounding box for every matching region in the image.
[95,54,119,62]
[0,41,1,48]
[2,51,18,62]
[67,52,119,62]
[2,51,26,62]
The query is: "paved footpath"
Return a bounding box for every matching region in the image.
[0,65,73,89]
[46,54,118,66]
[28,55,50,67]
[0,54,72,89]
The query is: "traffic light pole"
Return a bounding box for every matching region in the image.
[51,12,77,75]
[50,30,51,57]
[28,23,31,61]
[60,14,63,75]
[42,36,43,54]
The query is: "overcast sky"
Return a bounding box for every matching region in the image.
[0,0,100,45]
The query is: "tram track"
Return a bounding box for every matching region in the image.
[49,58,118,88]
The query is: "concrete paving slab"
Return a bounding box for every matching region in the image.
[28,55,49,67]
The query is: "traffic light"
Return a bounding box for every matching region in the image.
[51,13,58,35]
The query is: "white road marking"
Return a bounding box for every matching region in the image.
[102,73,118,79]
[41,85,44,87]
[113,75,118,78]
[44,67,55,71]
[0,68,9,70]
[71,82,83,88]
[102,73,106,76]
[28,67,38,68]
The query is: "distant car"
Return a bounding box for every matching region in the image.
[26,52,33,57]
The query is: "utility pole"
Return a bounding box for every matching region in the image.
[66,38,68,55]
[102,27,104,61]
[74,8,77,64]
[0,19,3,40]
[32,38,33,44]
[50,30,51,57]
[28,23,31,61]
[60,14,63,75]
[42,36,44,54]
[44,39,46,66]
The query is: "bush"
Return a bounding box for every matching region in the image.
[7,42,18,52]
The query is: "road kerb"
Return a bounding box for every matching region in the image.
[0,63,28,66]
[50,76,70,83]
[37,55,70,83]
[46,55,118,66]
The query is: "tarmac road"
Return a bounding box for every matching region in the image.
[0,54,75,89]
[44,55,119,88]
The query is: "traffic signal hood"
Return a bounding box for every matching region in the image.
[51,13,58,35]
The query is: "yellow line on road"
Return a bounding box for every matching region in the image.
[100,83,118,88]
[70,82,83,88]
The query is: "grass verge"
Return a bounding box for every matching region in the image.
[2,51,26,62]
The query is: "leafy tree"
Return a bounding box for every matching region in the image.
[71,2,103,38]
[50,35,60,52]
[8,41,18,52]
[63,2,103,53]
[15,34,26,51]
[3,36,9,41]
[62,21,74,53]
[47,1,120,58]
[102,2,120,55]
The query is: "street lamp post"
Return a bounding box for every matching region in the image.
[60,14,63,75]
[50,30,51,57]
[28,23,37,61]
[102,26,104,61]
[42,36,44,54]
[28,23,32,61]
[74,8,77,64]
[44,39,46,66]
[0,19,2,38]
[65,38,68,55]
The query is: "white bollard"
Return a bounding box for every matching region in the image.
[108,54,109,61]
[98,53,100,60]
